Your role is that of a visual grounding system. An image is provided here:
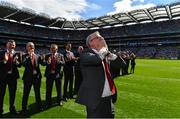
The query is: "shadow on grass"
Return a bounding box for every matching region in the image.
[2,97,84,118]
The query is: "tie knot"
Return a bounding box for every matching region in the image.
[103,59,106,63]
[52,54,56,58]
[9,52,13,57]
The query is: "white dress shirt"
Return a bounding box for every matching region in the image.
[92,48,117,97]
[66,50,74,60]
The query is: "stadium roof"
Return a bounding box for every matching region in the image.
[0,1,180,30]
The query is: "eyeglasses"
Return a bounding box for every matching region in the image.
[90,36,104,42]
[29,45,35,49]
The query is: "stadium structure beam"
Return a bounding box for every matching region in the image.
[97,18,110,25]
[110,16,124,25]
[165,5,172,20]
[86,21,98,27]
[20,15,36,22]
[110,16,125,25]
[78,21,89,29]
[70,21,76,29]
[3,10,19,19]
[144,9,155,22]
[125,13,139,23]
[61,20,66,29]
[48,19,59,27]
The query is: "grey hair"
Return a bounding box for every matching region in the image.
[51,44,58,49]
[86,31,100,48]
[86,35,91,48]
[78,46,84,49]
[26,42,34,47]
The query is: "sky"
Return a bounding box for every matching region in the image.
[0,0,179,20]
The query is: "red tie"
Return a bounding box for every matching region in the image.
[7,53,13,71]
[51,55,56,71]
[103,59,116,95]
[9,53,13,64]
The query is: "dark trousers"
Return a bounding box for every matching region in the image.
[122,66,126,76]
[74,70,83,95]
[130,65,135,73]
[125,66,128,75]
[0,74,17,113]
[87,96,115,118]
[46,74,62,105]
[63,69,74,98]
[22,76,42,110]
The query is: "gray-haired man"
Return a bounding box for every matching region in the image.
[76,31,117,118]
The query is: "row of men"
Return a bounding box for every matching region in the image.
[0,40,83,116]
[110,50,136,79]
[0,37,136,118]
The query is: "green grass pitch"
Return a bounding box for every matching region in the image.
[2,59,180,118]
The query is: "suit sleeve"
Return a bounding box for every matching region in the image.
[80,52,102,66]
[22,54,30,67]
[0,51,5,65]
[57,54,65,65]
[38,54,47,66]
[14,53,22,67]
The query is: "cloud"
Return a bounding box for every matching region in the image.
[108,0,156,15]
[1,0,100,20]
[89,3,101,10]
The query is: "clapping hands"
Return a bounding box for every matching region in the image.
[47,57,51,64]
[4,52,9,62]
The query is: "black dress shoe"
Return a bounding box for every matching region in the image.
[63,97,67,102]
[45,102,52,108]
[10,110,18,115]
[20,109,27,115]
[69,95,73,99]
[45,104,50,109]
[38,107,44,112]
[0,113,3,118]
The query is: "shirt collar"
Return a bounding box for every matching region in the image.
[28,52,35,56]
[52,52,57,56]
[66,49,71,53]
[91,49,99,54]
[7,49,15,54]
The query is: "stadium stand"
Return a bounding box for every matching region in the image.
[0,1,179,59]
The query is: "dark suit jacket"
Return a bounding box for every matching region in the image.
[110,56,126,69]
[76,49,108,109]
[44,53,64,78]
[74,53,81,71]
[22,53,42,81]
[63,50,75,73]
[0,50,21,80]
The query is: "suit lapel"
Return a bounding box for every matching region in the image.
[34,54,38,67]
[89,49,100,58]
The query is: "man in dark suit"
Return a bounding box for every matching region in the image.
[44,44,65,108]
[121,52,127,76]
[74,46,84,95]
[0,40,21,117]
[110,51,127,78]
[130,53,136,74]
[63,42,76,101]
[21,42,43,114]
[125,51,130,75]
[76,31,117,118]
